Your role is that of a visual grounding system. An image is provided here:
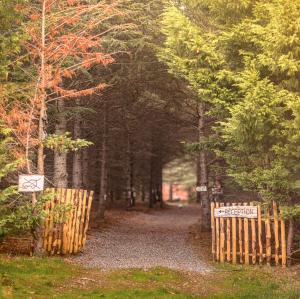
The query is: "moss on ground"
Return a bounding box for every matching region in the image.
[1,255,300,298]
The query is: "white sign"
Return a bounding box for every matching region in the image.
[214,206,258,218]
[18,175,45,192]
[196,186,207,192]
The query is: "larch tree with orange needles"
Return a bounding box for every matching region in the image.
[20,0,124,178]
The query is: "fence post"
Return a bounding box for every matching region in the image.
[265,208,272,266]
[273,202,279,266]
[232,203,237,264]
[250,202,256,265]
[215,202,220,261]
[280,216,287,268]
[220,203,225,263]
[211,202,216,261]
[243,203,249,265]
[226,203,231,262]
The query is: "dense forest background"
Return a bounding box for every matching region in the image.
[0,0,300,257]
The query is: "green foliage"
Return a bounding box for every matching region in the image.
[44,133,93,153]
[160,0,300,214]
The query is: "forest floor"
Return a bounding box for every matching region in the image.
[1,202,300,298]
[71,203,210,272]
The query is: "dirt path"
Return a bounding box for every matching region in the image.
[72,203,211,272]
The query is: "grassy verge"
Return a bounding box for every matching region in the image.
[1,255,300,298]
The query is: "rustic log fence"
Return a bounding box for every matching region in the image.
[43,188,94,255]
[211,202,287,267]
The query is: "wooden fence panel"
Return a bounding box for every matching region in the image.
[211,201,287,267]
[43,188,94,255]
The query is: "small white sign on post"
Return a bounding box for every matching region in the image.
[196,186,207,192]
[18,175,45,192]
[214,205,258,219]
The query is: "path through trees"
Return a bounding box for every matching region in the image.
[72,204,210,272]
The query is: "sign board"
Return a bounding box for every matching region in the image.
[212,187,223,195]
[214,206,258,218]
[196,186,207,192]
[18,175,45,192]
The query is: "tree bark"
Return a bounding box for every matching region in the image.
[72,99,82,189]
[34,0,47,256]
[53,100,68,188]
[198,102,210,231]
[169,182,173,202]
[82,147,89,189]
[98,101,107,219]
[126,132,135,208]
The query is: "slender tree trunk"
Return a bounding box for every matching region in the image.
[149,155,154,208]
[287,219,295,266]
[169,182,173,202]
[198,102,210,231]
[34,0,47,255]
[196,157,201,203]
[72,99,82,188]
[125,128,135,208]
[82,147,89,189]
[158,163,164,208]
[53,100,68,187]
[98,102,107,219]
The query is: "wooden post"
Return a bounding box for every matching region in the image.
[273,202,279,266]
[69,189,78,253]
[250,202,256,265]
[226,203,231,262]
[257,204,263,264]
[220,203,225,263]
[62,189,72,254]
[79,190,88,250]
[232,203,237,264]
[243,203,249,265]
[281,217,287,268]
[82,191,94,247]
[47,189,55,252]
[238,204,243,264]
[211,202,216,261]
[265,208,272,266]
[215,202,220,261]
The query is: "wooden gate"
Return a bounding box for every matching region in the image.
[43,188,94,255]
[211,202,287,267]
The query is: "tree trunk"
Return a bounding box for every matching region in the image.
[287,218,295,266]
[82,147,89,189]
[98,101,107,219]
[72,99,82,189]
[169,182,173,202]
[53,100,68,188]
[198,102,210,231]
[34,0,47,256]
[126,129,135,208]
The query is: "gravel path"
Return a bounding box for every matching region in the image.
[72,203,210,272]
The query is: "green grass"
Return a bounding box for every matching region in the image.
[1,256,300,299]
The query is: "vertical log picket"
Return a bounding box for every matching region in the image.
[265,208,272,266]
[281,218,287,267]
[215,202,220,261]
[211,202,216,261]
[226,203,231,262]
[238,203,243,264]
[220,203,225,263]
[232,203,237,264]
[273,202,279,266]
[243,203,250,265]
[257,205,263,265]
[250,202,256,265]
